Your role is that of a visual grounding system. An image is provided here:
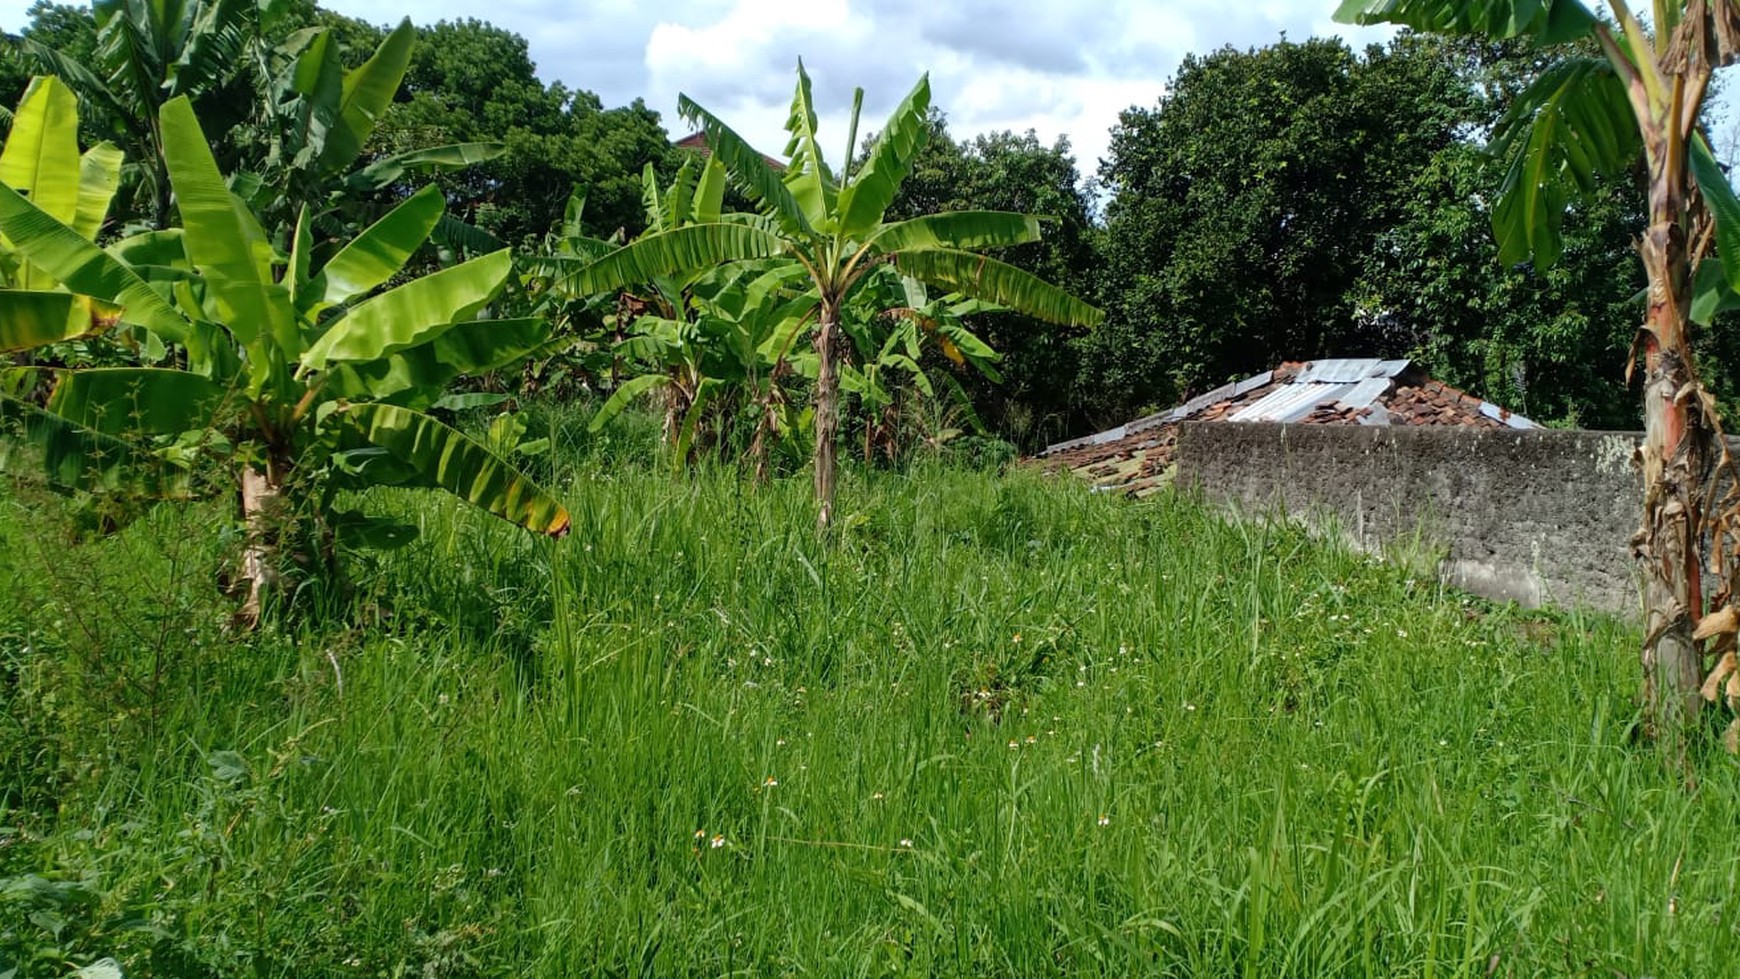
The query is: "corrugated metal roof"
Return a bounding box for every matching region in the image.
[1036,358,1540,497]
[1229,381,1342,423]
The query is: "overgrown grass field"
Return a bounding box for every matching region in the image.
[4,407,1738,976]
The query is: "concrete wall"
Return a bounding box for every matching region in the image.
[1172,422,1643,614]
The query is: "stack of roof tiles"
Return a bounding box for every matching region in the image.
[1037,359,1535,497]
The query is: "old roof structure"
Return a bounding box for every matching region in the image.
[1037,358,1537,497]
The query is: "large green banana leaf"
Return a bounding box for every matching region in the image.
[893,249,1102,326]
[319,18,414,172]
[312,184,445,307]
[72,142,125,242]
[0,183,189,340]
[326,317,548,405]
[1691,136,1740,294]
[0,291,116,351]
[334,401,571,537]
[300,248,512,369]
[347,142,506,191]
[569,224,786,295]
[870,212,1043,253]
[0,76,83,289]
[782,61,838,233]
[159,96,296,354]
[1489,58,1638,270]
[0,76,81,226]
[1334,0,1595,43]
[836,74,931,239]
[43,367,234,436]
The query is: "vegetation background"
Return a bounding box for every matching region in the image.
[6,1,1740,976]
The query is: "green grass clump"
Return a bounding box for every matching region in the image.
[2,408,1736,976]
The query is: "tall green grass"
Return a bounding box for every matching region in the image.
[3,404,1737,976]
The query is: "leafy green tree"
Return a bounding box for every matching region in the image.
[384,17,674,245]
[0,91,567,623]
[1337,0,1740,742]
[1090,35,1472,416]
[572,62,1101,528]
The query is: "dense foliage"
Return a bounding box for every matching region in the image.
[7,4,1717,437]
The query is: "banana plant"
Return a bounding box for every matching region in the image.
[1336,0,1740,746]
[567,61,1103,529]
[0,91,568,624]
[589,261,817,469]
[245,18,507,234]
[10,0,266,229]
[833,270,1002,463]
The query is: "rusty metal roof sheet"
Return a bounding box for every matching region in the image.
[1035,358,1537,496]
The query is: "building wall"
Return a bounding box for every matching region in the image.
[1172,422,1643,614]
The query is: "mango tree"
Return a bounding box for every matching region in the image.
[0,92,568,623]
[1335,0,1740,746]
[569,62,1102,529]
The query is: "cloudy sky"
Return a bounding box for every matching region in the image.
[0,0,1394,178]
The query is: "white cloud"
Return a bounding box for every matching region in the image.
[0,0,1396,182]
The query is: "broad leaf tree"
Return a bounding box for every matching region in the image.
[571,62,1102,528]
[1337,0,1740,744]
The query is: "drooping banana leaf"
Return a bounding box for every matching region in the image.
[332,401,571,537]
[891,249,1102,326]
[346,142,506,191]
[43,367,235,436]
[0,391,193,498]
[0,183,190,340]
[567,224,786,295]
[0,291,118,351]
[871,212,1044,253]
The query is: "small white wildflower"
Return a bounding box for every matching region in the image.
[899,838,914,849]
[710,835,726,849]
[762,776,778,787]
[1097,814,1111,827]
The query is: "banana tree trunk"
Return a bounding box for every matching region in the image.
[1636,136,1712,749]
[814,301,841,531]
[237,464,287,627]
